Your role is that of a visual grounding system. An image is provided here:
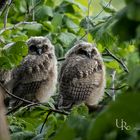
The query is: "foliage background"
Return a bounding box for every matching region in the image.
[0,0,140,139]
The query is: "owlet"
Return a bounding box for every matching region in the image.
[58,42,106,109]
[7,36,57,106]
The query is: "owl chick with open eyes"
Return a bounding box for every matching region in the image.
[7,37,57,106]
[58,42,106,109]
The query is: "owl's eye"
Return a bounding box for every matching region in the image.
[91,49,97,55]
[78,49,89,57]
[43,44,49,48]
[29,45,36,52]
[42,45,48,52]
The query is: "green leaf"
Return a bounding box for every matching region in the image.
[0,56,12,69]
[4,41,28,57]
[52,13,63,32]
[42,21,53,31]
[45,0,55,7]
[55,1,75,13]
[71,103,89,117]
[55,43,64,57]
[35,6,53,20]
[106,61,120,70]
[11,131,35,140]
[52,124,75,140]
[65,17,79,33]
[126,1,140,21]
[12,35,28,42]
[87,92,140,140]
[64,0,87,12]
[23,23,43,36]
[58,32,76,47]
[0,41,28,68]
[112,11,138,41]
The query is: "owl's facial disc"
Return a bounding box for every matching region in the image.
[78,49,91,58]
[78,45,94,58]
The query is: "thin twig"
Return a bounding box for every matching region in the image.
[40,110,53,133]
[103,48,129,73]
[0,0,12,16]
[3,6,9,28]
[80,31,88,40]
[6,102,39,115]
[49,108,69,115]
[30,0,41,14]
[0,82,34,104]
[39,108,69,133]
[111,70,116,101]
[88,0,92,17]
[105,91,112,98]
[105,85,128,90]
[57,57,65,61]
[3,0,12,28]
[25,0,41,21]
[92,0,113,20]
[0,21,37,34]
[6,103,23,115]
[32,0,35,21]
[6,97,69,116]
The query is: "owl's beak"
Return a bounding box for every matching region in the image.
[37,48,42,55]
[87,52,92,58]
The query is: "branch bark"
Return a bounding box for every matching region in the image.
[103,48,129,73]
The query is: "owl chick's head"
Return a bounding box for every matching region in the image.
[27,36,54,55]
[65,42,100,59]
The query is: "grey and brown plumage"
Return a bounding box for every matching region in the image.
[7,36,57,106]
[0,70,11,85]
[58,42,106,109]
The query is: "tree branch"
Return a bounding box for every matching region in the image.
[0,82,34,104]
[103,48,129,73]
[111,70,116,101]
[92,0,113,20]
[32,0,35,21]
[3,0,12,29]
[40,108,69,133]
[105,85,128,90]
[0,21,37,34]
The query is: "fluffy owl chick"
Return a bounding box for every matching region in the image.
[58,42,106,109]
[7,37,57,105]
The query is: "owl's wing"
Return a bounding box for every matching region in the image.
[58,57,103,109]
[6,55,51,98]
